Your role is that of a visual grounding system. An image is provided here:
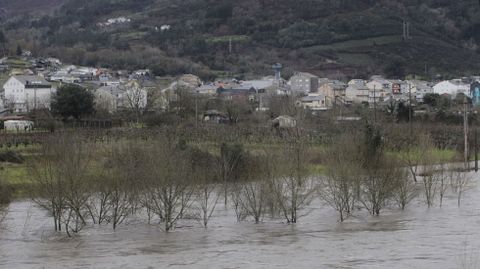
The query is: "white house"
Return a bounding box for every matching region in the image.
[433,80,470,96]
[4,120,34,132]
[160,25,171,31]
[94,81,148,113]
[407,80,433,102]
[94,85,122,113]
[98,17,131,27]
[272,115,297,128]
[366,76,392,105]
[346,79,369,104]
[3,75,56,112]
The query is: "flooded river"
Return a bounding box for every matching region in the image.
[1,173,480,268]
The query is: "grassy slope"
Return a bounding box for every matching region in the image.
[0,0,66,18]
[4,0,480,77]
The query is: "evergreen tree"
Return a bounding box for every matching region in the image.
[51,84,95,120]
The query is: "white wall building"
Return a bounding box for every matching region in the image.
[3,75,56,112]
[433,80,470,96]
[94,81,148,113]
[345,79,369,104]
[407,80,433,102]
[4,120,34,131]
[366,76,392,105]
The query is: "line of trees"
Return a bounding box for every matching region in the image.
[26,132,318,235]
[320,124,472,222]
[24,124,473,236]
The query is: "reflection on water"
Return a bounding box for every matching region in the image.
[1,173,480,269]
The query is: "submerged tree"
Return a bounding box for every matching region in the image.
[271,137,316,223]
[393,172,417,210]
[29,134,93,236]
[236,156,274,224]
[449,165,471,207]
[190,147,220,228]
[144,139,194,232]
[216,143,245,205]
[361,124,411,215]
[398,132,433,183]
[422,166,438,208]
[320,135,360,222]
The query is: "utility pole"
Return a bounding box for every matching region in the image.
[26,93,29,113]
[403,20,411,41]
[475,127,478,172]
[229,37,232,54]
[195,90,199,129]
[464,95,469,170]
[373,85,377,124]
[333,87,337,118]
[34,85,37,111]
[409,84,412,136]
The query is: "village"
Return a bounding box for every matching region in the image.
[0,51,478,131]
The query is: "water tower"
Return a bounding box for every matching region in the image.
[272,63,282,81]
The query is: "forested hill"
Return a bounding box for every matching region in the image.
[3,0,480,79]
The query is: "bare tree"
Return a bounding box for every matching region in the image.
[145,139,195,232]
[393,171,418,210]
[361,158,405,216]
[437,163,448,207]
[191,148,221,228]
[85,182,112,225]
[449,165,471,207]
[398,133,433,183]
[62,140,93,236]
[229,181,247,222]
[106,141,143,230]
[124,81,148,123]
[320,135,360,222]
[29,134,92,236]
[216,143,244,205]
[422,166,438,208]
[236,156,273,223]
[270,138,316,223]
[357,124,404,216]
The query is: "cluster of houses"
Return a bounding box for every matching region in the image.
[1,74,150,115]
[97,17,131,28]
[181,71,480,116]
[290,73,480,111]
[2,53,480,128]
[0,54,151,115]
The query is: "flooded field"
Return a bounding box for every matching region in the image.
[1,173,480,269]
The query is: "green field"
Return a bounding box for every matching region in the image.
[0,140,461,199]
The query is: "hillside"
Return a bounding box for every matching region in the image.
[3,0,480,79]
[0,0,65,18]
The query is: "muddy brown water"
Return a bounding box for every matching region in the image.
[1,174,480,268]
